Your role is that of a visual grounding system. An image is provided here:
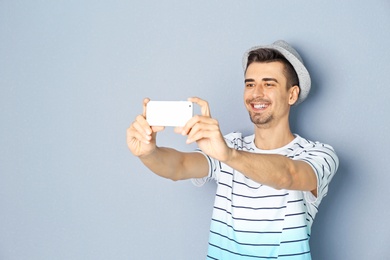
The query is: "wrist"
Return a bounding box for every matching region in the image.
[221,147,237,164]
[139,146,159,160]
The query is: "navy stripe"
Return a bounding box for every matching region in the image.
[232,204,287,211]
[233,179,262,189]
[221,169,233,176]
[324,157,331,171]
[232,192,289,199]
[282,224,307,231]
[210,230,279,247]
[214,206,284,222]
[306,148,338,167]
[311,203,319,211]
[215,193,232,202]
[211,218,283,234]
[278,250,311,257]
[280,237,309,244]
[287,199,304,203]
[321,183,329,194]
[218,182,232,189]
[285,212,305,217]
[307,211,314,222]
[215,193,288,211]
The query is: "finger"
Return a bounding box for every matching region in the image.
[186,129,217,144]
[174,127,183,134]
[186,122,219,143]
[188,97,211,117]
[127,125,151,145]
[151,126,165,132]
[131,118,152,143]
[181,115,202,135]
[135,114,152,135]
[181,115,217,136]
[142,97,151,117]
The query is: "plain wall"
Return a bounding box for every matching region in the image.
[1,1,389,259]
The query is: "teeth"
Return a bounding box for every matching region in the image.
[254,104,266,109]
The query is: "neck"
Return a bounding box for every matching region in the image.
[253,121,295,150]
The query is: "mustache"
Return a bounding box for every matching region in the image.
[246,98,271,104]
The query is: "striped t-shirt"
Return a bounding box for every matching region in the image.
[193,132,339,259]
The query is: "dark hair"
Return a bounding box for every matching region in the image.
[246,48,299,89]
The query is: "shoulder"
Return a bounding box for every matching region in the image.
[291,135,339,171]
[292,135,337,154]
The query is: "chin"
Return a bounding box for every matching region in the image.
[249,112,273,126]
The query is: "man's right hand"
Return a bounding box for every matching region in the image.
[126,98,164,157]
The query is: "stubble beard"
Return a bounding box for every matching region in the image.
[248,111,274,127]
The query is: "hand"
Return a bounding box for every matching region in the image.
[127,98,164,157]
[178,97,232,162]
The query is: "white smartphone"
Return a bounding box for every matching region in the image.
[146,101,194,127]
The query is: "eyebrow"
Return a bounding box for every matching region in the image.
[244,78,279,83]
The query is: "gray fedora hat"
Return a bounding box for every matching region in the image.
[242,40,311,105]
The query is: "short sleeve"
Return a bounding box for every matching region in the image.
[191,150,217,187]
[296,142,339,205]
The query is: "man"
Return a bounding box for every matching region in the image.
[127,40,339,259]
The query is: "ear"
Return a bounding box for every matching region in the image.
[288,85,300,105]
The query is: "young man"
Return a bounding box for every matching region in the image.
[127,40,339,259]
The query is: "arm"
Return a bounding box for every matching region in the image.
[183,97,317,194]
[225,150,318,195]
[127,98,209,181]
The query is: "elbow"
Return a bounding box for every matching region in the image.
[274,160,297,190]
[169,174,181,182]
[167,170,185,182]
[149,169,183,182]
[274,174,293,190]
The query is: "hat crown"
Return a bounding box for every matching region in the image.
[273,40,304,64]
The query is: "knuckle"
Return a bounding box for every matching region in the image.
[136,114,145,121]
[194,115,201,121]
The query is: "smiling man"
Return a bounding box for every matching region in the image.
[127,40,339,259]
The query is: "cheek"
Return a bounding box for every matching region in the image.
[243,89,249,101]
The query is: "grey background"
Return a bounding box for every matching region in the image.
[1,1,389,259]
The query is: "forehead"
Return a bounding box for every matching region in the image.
[245,61,286,81]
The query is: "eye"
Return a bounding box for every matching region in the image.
[264,83,275,88]
[245,83,255,88]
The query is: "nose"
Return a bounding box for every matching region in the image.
[252,84,265,98]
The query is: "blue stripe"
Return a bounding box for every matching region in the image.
[210,230,280,247]
[208,243,278,259]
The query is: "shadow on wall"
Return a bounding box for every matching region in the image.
[310,151,348,260]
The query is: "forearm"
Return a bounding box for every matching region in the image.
[139,147,184,180]
[224,149,297,190]
[139,147,208,181]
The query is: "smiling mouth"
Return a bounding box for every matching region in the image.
[251,102,270,111]
[253,104,267,109]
